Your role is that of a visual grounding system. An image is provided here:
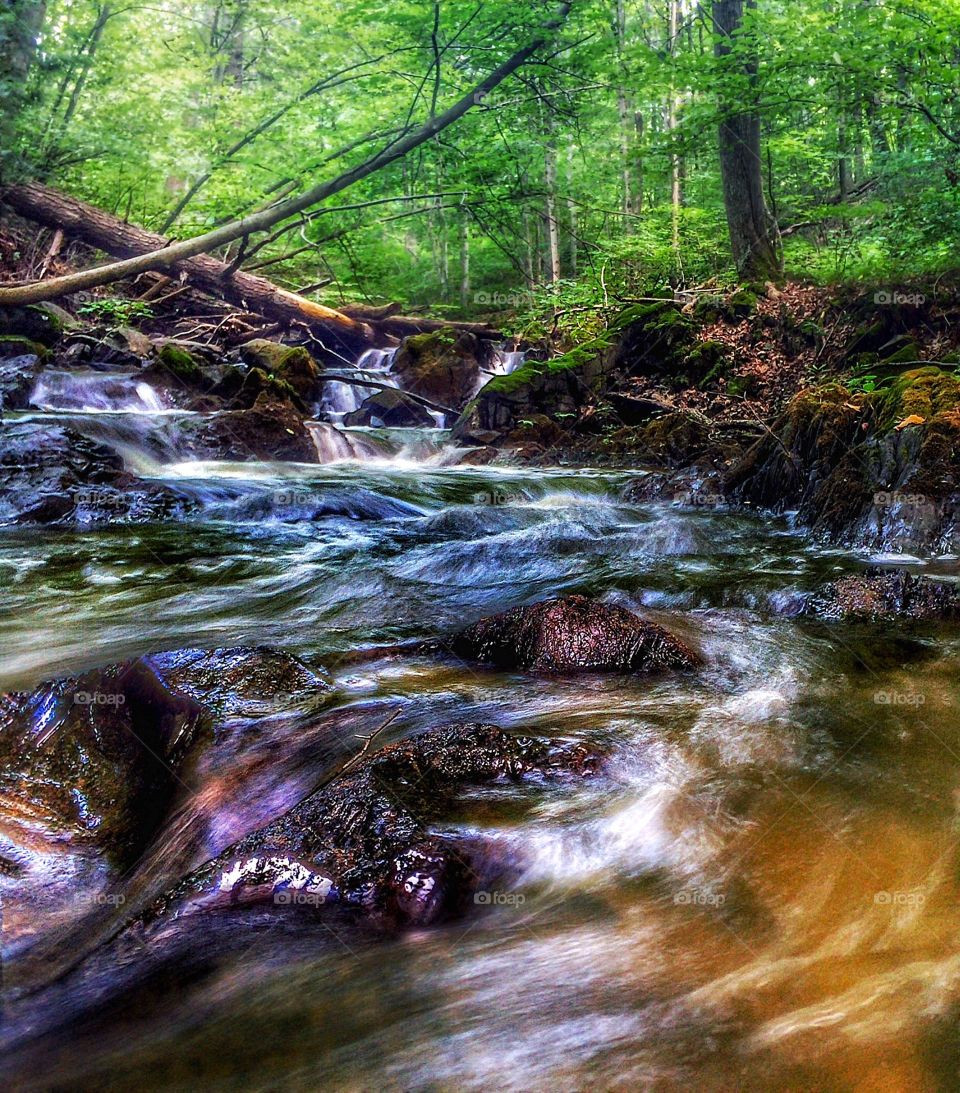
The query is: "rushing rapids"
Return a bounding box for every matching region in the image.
[1,343,959,1091]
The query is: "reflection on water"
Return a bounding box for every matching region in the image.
[2,425,960,1090]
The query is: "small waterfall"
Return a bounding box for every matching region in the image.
[491,348,526,377]
[319,348,398,423]
[306,422,393,464]
[30,371,168,414]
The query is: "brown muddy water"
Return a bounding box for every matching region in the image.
[1,403,959,1091]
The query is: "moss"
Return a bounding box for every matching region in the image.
[870,367,960,431]
[157,344,201,383]
[685,339,728,386]
[0,334,47,359]
[404,329,456,353]
[726,289,759,319]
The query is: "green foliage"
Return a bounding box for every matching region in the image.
[10,0,960,314]
[78,297,154,327]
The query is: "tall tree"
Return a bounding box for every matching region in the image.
[712,0,782,280]
[0,0,46,180]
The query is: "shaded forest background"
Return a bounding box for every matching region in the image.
[2,0,959,329]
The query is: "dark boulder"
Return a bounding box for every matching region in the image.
[156,723,601,929]
[390,330,491,410]
[0,421,188,525]
[805,568,960,622]
[344,387,435,428]
[187,395,318,462]
[239,340,323,403]
[0,354,41,411]
[442,594,700,673]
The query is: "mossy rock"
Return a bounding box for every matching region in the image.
[693,295,726,324]
[726,289,759,320]
[0,334,47,360]
[0,303,70,346]
[685,339,728,386]
[239,340,321,401]
[869,367,960,432]
[157,344,202,384]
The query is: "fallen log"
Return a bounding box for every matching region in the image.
[0,180,376,354]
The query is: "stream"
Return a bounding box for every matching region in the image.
[2,358,960,1091]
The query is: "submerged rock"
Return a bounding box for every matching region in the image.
[0,645,334,964]
[0,421,187,525]
[158,723,600,929]
[143,646,332,720]
[442,594,700,673]
[806,568,960,622]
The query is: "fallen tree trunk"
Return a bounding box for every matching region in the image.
[0,181,376,353]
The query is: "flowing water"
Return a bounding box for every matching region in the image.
[3,361,960,1091]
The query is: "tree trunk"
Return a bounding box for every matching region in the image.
[0,1,47,180]
[712,0,783,281]
[1,180,375,350]
[459,214,470,309]
[544,110,561,284]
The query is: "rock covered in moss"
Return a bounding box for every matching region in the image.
[443,594,699,673]
[806,568,960,622]
[390,329,489,409]
[727,368,960,553]
[239,340,322,402]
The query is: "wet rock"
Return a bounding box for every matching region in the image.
[160,723,601,928]
[442,594,700,673]
[0,661,205,959]
[390,330,490,410]
[0,303,71,346]
[0,335,47,360]
[344,387,435,428]
[0,421,188,525]
[806,568,960,622]
[143,646,332,721]
[0,354,41,410]
[187,395,318,462]
[727,370,960,553]
[239,340,322,403]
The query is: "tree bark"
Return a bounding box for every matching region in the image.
[0,1,47,180]
[712,0,783,281]
[1,179,375,350]
[0,1,573,307]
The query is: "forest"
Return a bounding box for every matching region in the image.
[1,1,960,1089]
